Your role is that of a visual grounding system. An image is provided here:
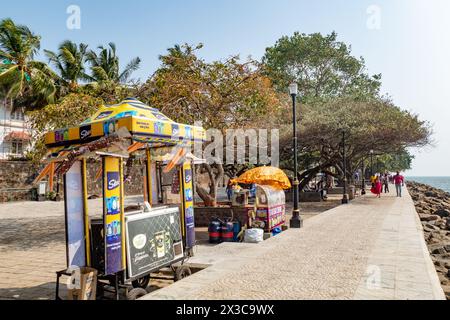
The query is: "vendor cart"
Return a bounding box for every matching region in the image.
[230,166,290,232]
[40,98,205,300]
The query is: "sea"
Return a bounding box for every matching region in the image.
[407,176,450,193]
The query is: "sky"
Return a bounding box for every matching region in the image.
[2,0,450,176]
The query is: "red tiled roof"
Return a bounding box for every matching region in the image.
[4,131,31,141]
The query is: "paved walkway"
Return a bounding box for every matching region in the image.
[142,186,445,300]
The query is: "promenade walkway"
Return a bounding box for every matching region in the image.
[142,186,445,300]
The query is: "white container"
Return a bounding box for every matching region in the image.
[244,228,264,243]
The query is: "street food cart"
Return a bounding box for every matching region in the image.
[40,98,205,300]
[252,185,286,232]
[231,166,290,232]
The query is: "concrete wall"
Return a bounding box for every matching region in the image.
[194,206,248,227]
[0,160,146,202]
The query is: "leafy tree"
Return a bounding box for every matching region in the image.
[278,96,431,189]
[139,43,282,205]
[0,18,56,109]
[262,32,381,100]
[86,42,141,84]
[44,40,90,94]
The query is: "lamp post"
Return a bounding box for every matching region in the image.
[341,131,349,204]
[289,82,302,228]
[361,156,366,195]
[370,149,374,178]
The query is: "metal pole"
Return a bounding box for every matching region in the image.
[290,93,302,228]
[341,131,349,204]
[361,156,366,195]
[370,153,373,177]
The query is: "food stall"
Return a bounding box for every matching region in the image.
[40,98,205,300]
[253,185,286,232]
[231,166,290,233]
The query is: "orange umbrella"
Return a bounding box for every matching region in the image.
[231,166,291,190]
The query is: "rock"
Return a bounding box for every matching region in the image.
[420,214,439,222]
[425,191,438,197]
[430,244,450,254]
[433,247,447,255]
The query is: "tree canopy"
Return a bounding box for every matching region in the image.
[263,32,382,100]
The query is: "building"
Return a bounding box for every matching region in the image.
[0,99,31,159]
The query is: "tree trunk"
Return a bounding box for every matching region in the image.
[194,163,224,207]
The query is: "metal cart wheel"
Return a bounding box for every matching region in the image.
[132,275,151,289]
[127,287,148,300]
[174,265,192,281]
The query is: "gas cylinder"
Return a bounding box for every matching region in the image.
[208,218,221,244]
[221,218,234,242]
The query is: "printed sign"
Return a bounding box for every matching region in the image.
[103,157,123,275]
[171,173,180,194]
[182,162,195,248]
[79,125,91,140]
[126,208,183,278]
[95,110,113,120]
[65,161,86,267]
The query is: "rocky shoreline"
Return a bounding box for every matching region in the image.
[407,181,450,299]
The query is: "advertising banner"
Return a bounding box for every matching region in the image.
[182,162,195,248]
[65,161,86,267]
[126,208,183,278]
[103,156,123,275]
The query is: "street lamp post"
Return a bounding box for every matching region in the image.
[361,156,366,195]
[289,83,302,228]
[370,149,374,177]
[341,131,349,204]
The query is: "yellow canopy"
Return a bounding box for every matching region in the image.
[44,97,205,149]
[231,166,291,190]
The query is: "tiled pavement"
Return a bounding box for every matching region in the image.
[0,194,336,300]
[142,186,445,300]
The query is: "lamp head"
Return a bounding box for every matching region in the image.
[289,82,298,96]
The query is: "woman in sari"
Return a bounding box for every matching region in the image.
[370,175,382,198]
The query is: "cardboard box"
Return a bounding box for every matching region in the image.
[67,267,98,300]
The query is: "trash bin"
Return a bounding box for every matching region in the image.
[67,267,97,300]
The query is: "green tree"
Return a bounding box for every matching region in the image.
[278,97,431,189]
[262,32,381,100]
[44,40,90,94]
[86,42,141,84]
[140,43,282,205]
[0,18,56,108]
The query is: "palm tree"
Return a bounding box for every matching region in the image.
[0,18,56,106]
[44,40,90,93]
[86,42,141,84]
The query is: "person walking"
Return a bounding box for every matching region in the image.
[370,176,382,198]
[383,172,390,193]
[393,171,404,197]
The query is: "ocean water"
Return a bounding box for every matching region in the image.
[407,176,450,193]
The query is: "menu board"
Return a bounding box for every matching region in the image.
[182,162,195,248]
[103,156,123,275]
[126,207,183,278]
[65,161,86,267]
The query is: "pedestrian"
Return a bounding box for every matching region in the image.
[370,176,382,198]
[370,174,376,188]
[226,179,234,201]
[393,171,404,197]
[383,172,390,193]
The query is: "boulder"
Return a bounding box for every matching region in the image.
[425,191,438,197]
[420,214,439,222]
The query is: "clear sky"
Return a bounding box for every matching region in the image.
[2,0,449,176]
